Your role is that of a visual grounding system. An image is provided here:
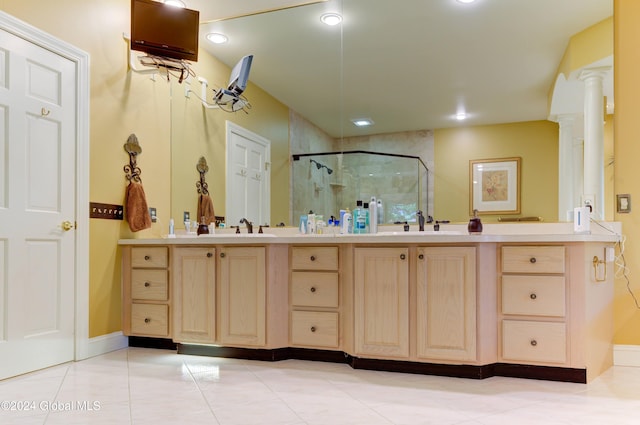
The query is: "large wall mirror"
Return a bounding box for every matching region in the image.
[169,0,612,228]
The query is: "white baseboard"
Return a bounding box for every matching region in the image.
[614,344,640,367]
[86,331,129,358]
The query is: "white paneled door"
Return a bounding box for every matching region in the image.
[0,27,77,379]
[226,121,270,227]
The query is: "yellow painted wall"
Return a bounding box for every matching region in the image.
[556,17,613,80]
[0,0,289,337]
[613,0,640,344]
[433,121,559,223]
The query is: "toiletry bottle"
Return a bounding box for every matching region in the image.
[370,196,378,234]
[307,210,316,234]
[354,200,365,234]
[377,199,383,224]
[299,214,308,234]
[363,202,370,233]
[341,208,352,234]
[168,218,175,238]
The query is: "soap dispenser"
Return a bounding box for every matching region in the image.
[197,216,209,235]
[468,209,483,234]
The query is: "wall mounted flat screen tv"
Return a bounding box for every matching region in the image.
[131,0,200,62]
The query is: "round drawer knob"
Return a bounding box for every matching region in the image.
[144,318,151,324]
[530,293,537,300]
[220,253,226,258]
[310,255,316,261]
[530,257,537,264]
[310,287,317,293]
[144,282,151,287]
[530,339,537,347]
[207,252,213,258]
[144,255,150,261]
[400,254,406,260]
[418,254,424,260]
[310,326,317,333]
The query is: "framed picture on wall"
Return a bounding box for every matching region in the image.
[469,157,521,215]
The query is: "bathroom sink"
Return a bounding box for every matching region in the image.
[172,233,276,238]
[199,233,276,237]
[376,230,464,236]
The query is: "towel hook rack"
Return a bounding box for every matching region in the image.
[124,133,143,183]
[196,156,209,195]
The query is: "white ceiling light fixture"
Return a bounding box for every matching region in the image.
[206,33,229,44]
[456,0,477,4]
[351,118,374,127]
[455,112,467,121]
[163,0,186,8]
[320,12,343,26]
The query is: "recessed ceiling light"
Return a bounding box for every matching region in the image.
[351,118,374,127]
[456,0,476,4]
[321,13,343,26]
[164,0,186,8]
[206,33,228,44]
[455,113,467,121]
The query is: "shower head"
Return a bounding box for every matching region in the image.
[310,159,322,169]
[326,167,333,174]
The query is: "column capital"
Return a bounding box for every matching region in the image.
[578,66,612,82]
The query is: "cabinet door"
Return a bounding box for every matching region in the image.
[416,247,476,361]
[173,247,216,343]
[219,247,266,346]
[354,247,409,358]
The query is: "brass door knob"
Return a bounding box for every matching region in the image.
[61,220,74,231]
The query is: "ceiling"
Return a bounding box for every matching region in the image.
[183,0,613,138]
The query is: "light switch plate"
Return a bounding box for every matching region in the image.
[149,207,157,222]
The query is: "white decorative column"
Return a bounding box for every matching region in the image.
[557,114,577,221]
[579,67,610,220]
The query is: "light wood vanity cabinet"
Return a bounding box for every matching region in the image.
[289,246,340,349]
[499,246,568,365]
[354,247,410,358]
[416,247,477,362]
[172,247,216,344]
[122,246,171,338]
[219,246,266,347]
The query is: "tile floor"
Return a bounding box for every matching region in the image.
[0,347,639,425]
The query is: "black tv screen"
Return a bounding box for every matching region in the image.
[131,0,200,62]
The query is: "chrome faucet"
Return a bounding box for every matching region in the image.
[417,211,425,231]
[239,218,253,233]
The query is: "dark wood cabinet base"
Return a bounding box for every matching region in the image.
[128,338,587,384]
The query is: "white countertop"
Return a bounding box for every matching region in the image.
[118,222,622,245]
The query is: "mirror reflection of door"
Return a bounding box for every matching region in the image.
[226,121,271,228]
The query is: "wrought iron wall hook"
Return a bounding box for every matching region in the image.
[196,156,209,195]
[124,133,143,183]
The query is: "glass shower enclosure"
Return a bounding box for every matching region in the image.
[291,151,430,226]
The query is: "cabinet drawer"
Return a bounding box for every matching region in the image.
[502,246,565,274]
[291,246,338,271]
[291,272,339,308]
[502,275,565,317]
[502,320,566,364]
[131,269,169,301]
[290,311,338,348]
[131,304,169,337]
[131,247,168,269]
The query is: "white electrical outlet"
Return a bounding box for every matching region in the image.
[606,246,615,262]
